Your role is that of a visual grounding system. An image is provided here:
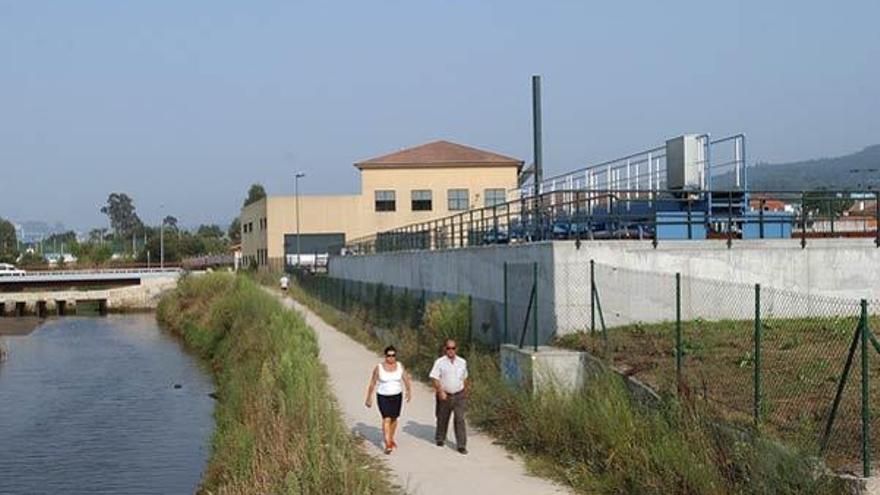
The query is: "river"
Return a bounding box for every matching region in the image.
[0,314,215,494]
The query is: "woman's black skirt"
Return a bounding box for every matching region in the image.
[377,393,402,419]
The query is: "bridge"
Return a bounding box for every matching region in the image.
[0,268,183,316]
[0,268,182,293]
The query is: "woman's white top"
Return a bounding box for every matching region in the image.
[376,362,404,396]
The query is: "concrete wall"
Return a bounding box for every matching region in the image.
[330,238,880,342]
[330,242,558,344]
[0,275,179,314]
[554,238,879,326]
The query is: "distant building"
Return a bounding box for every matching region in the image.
[749,196,790,212]
[240,140,522,270]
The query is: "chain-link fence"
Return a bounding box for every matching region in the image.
[557,260,880,476]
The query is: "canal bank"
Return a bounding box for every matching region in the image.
[156,273,394,494]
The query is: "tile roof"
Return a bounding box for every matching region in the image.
[355,140,523,169]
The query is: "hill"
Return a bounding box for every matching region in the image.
[733,144,880,191]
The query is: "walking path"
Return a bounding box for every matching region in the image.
[278,296,569,495]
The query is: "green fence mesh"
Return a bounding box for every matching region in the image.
[565,261,880,474]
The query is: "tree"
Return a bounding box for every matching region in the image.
[228,217,241,244]
[89,228,109,243]
[163,215,179,232]
[243,183,267,207]
[0,217,18,263]
[100,193,143,238]
[196,224,224,239]
[18,251,46,268]
[803,191,855,217]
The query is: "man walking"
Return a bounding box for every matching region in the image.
[429,338,469,454]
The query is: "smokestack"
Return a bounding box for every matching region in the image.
[532,75,543,198]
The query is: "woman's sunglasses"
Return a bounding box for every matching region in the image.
[385,353,397,358]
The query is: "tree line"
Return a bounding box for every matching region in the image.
[0,183,267,268]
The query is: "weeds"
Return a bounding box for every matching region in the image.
[157,273,395,495]
[289,275,848,495]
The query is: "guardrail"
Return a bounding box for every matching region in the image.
[342,189,880,254]
[1,267,183,277]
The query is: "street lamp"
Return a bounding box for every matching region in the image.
[294,172,305,268]
[160,203,165,269]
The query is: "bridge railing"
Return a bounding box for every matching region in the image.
[341,189,880,255]
[4,267,184,277]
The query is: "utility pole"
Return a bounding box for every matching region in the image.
[295,172,305,268]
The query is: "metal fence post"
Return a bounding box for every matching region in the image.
[341,279,347,311]
[590,259,596,333]
[754,283,762,429]
[532,262,539,352]
[861,299,871,478]
[468,294,473,350]
[800,191,807,249]
[503,262,509,345]
[675,272,682,392]
[875,191,879,248]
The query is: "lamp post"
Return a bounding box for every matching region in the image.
[294,173,305,268]
[160,203,165,269]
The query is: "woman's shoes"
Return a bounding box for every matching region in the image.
[383,440,397,454]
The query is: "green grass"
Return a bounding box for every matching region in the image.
[157,273,396,495]
[555,316,880,473]
[287,276,848,495]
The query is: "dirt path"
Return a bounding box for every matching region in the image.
[278,296,569,495]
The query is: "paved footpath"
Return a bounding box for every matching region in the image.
[278,295,570,495]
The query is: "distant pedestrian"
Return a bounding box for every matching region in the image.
[279,274,290,291]
[365,345,412,454]
[429,338,469,454]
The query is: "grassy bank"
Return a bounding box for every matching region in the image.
[287,277,845,495]
[157,273,395,495]
[555,317,878,472]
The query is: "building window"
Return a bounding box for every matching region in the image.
[448,189,469,211]
[411,190,432,211]
[375,190,396,212]
[484,188,506,207]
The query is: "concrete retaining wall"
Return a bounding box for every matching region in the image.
[330,238,880,342]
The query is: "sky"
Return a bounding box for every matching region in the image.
[1,0,878,231]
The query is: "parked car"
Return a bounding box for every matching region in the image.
[0,263,26,276]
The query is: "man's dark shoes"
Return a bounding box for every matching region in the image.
[457,447,468,455]
[436,441,444,447]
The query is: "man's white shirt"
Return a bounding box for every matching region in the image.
[428,355,468,394]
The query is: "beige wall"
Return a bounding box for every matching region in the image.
[240,199,268,268]
[239,163,519,268]
[357,165,518,237]
[265,195,360,258]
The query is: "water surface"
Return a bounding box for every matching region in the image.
[0,315,214,494]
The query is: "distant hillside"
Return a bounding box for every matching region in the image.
[728,144,880,191]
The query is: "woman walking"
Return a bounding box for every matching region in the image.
[365,346,412,454]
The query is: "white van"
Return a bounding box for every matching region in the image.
[0,263,26,277]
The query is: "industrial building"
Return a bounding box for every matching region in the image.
[239,140,523,270]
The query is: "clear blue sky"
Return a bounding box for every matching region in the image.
[2,0,878,231]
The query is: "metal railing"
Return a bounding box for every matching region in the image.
[0,267,183,278]
[342,189,880,254]
[524,134,746,197]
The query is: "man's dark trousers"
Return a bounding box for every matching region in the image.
[435,391,466,447]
